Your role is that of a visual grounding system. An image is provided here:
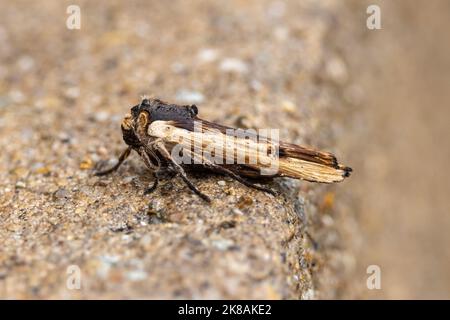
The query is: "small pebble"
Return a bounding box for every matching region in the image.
[175,89,205,104]
[281,100,297,113]
[32,163,51,175]
[17,55,35,71]
[219,58,248,74]
[97,146,108,156]
[36,167,51,175]
[15,181,26,189]
[79,158,93,170]
[211,238,234,251]
[250,80,263,92]
[217,180,226,186]
[232,208,244,215]
[58,132,71,143]
[197,48,219,63]
[273,26,289,41]
[321,192,335,211]
[13,167,29,178]
[9,90,25,103]
[64,87,80,99]
[122,176,136,184]
[325,56,348,84]
[171,62,185,74]
[301,288,315,300]
[237,195,253,209]
[126,270,148,281]
[321,215,334,227]
[54,188,69,199]
[94,111,110,122]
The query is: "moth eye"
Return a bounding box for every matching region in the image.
[189,104,198,116]
[138,111,149,127]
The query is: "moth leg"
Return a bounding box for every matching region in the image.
[155,142,211,202]
[94,147,132,176]
[138,146,161,195]
[208,164,277,196]
[139,146,161,171]
[185,149,277,196]
[144,172,159,195]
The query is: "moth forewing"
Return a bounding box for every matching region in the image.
[278,157,349,183]
[255,129,280,176]
[146,118,350,183]
[147,120,281,171]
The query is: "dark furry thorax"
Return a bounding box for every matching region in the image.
[131,98,198,123]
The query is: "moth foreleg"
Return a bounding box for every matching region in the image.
[139,146,161,195]
[94,147,132,176]
[155,142,211,202]
[139,146,161,171]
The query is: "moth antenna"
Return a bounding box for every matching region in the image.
[140,93,156,103]
[139,95,149,106]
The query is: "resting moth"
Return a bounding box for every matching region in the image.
[95,98,352,202]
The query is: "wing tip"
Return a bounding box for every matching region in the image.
[341,165,353,178]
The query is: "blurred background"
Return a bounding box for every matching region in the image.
[0,0,449,299]
[341,0,450,299]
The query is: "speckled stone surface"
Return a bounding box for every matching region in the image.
[0,0,354,299]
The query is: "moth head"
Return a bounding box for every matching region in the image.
[187,104,198,116]
[130,98,151,119]
[121,113,141,147]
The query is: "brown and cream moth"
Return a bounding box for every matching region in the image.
[95,98,352,202]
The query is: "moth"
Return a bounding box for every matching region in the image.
[95,98,352,202]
